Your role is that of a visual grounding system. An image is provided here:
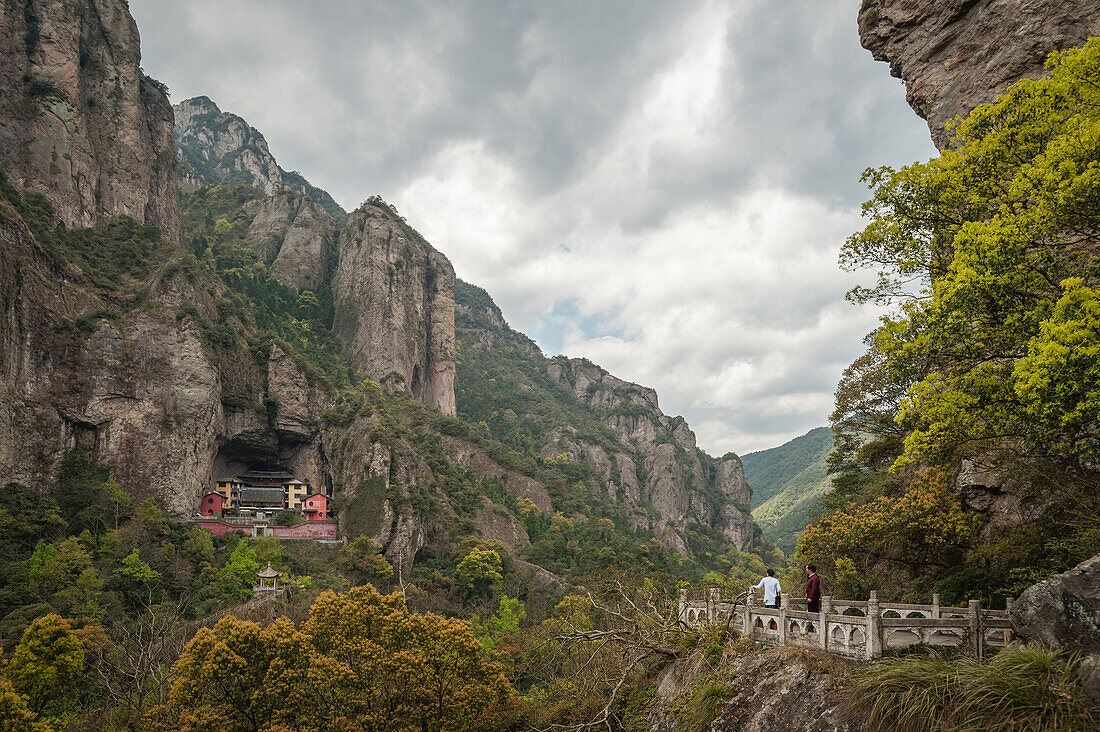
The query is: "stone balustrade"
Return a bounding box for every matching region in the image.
[679,587,1013,660]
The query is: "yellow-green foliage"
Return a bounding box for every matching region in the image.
[5,615,83,715]
[798,470,978,599]
[842,38,1100,472]
[843,644,1096,732]
[0,678,51,732]
[815,38,1100,603]
[170,585,514,731]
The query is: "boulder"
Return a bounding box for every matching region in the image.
[1011,553,1100,704]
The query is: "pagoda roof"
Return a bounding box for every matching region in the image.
[258,562,282,578]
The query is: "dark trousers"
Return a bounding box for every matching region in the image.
[807,599,820,613]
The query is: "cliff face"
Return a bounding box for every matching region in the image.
[334,203,457,416]
[244,190,335,291]
[548,358,754,552]
[0,0,179,239]
[0,0,454,572]
[173,96,345,221]
[858,0,1100,148]
[649,647,856,732]
[174,99,457,415]
[455,280,755,555]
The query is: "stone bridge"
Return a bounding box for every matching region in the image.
[679,588,1013,660]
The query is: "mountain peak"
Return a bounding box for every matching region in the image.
[173,96,345,222]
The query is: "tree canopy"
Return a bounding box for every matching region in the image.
[170,585,514,731]
[806,39,1100,602]
[840,39,1100,478]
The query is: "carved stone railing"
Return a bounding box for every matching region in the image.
[679,588,1013,660]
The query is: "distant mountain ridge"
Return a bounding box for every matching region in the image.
[742,426,832,553]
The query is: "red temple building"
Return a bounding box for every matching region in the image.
[302,493,330,521]
[200,491,225,518]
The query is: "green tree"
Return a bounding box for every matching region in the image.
[169,615,310,732]
[113,548,162,608]
[169,586,514,731]
[337,535,394,586]
[456,548,503,597]
[101,477,131,531]
[181,527,215,568]
[840,39,1100,480]
[223,538,261,591]
[0,484,65,555]
[0,678,50,732]
[813,38,1100,600]
[296,289,320,320]
[472,595,526,652]
[29,537,92,599]
[5,614,83,715]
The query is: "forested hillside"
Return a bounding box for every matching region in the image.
[742,427,831,553]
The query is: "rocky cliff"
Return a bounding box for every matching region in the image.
[548,358,753,553]
[334,202,457,416]
[244,190,335,291]
[0,0,759,585]
[174,95,344,221]
[858,0,1100,148]
[0,0,179,239]
[174,99,458,416]
[649,647,856,732]
[455,280,755,554]
[0,0,465,571]
[1011,555,1100,706]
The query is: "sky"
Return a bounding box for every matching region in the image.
[131,0,937,456]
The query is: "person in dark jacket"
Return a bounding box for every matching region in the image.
[805,564,821,612]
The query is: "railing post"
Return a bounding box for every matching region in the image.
[745,587,755,639]
[709,587,721,624]
[819,595,830,651]
[1004,597,1015,644]
[867,591,882,659]
[778,592,788,645]
[969,599,982,659]
[679,588,688,624]
[931,593,941,619]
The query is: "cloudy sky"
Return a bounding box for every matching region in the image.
[131,0,936,456]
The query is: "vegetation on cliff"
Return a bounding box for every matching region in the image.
[802,40,1100,604]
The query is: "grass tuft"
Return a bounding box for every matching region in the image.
[841,643,1095,731]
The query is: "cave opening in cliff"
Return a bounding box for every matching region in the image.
[210,433,331,512]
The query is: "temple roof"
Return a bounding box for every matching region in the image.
[258,562,282,578]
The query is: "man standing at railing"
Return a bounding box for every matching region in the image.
[752,569,782,608]
[805,564,821,612]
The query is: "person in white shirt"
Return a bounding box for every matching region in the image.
[753,569,782,608]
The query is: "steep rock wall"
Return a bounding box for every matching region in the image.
[244,190,334,291]
[649,648,856,732]
[549,358,754,552]
[858,0,1100,148]
[333,203,457,416]
[0,0,179,239]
